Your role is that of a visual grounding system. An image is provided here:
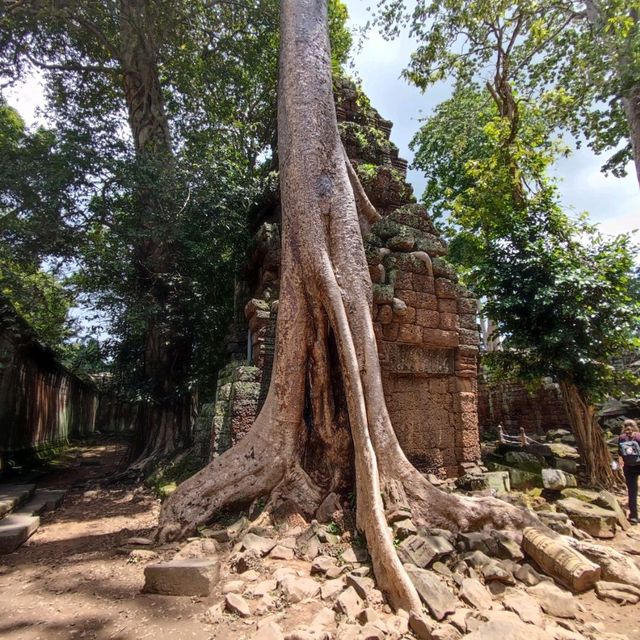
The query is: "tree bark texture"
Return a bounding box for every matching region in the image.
[158,0,539,613]
[622,84,640,188]
[119,0,192,470]
[559,380,622,489]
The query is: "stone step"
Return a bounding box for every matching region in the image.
[15,489,66,516]
[0,514,40,554]
[0,484,36,519]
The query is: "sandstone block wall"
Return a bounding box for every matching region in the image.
[210,78,481,478]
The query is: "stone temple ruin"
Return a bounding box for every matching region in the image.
[208,79,481,479]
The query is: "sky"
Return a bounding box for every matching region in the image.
[5,2,638,242]
[343,0,639,239]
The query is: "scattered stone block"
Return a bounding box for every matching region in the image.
[320,577,346,601]
[459,578,493,611]
[311,555,337,575]
[342,545,369,564]
[334,586,364,620]
[315,492,342,523]
[528,582,577,618]
[406,565,457,621]
[225,592,251,618]
[542,469,577,490]
[222,579,245,594]
[557,498,619,538]
[0,514,40,554]
[409,611,436,640]
[143,559,220,596]
[514,563,546,586]
[431,624,462,640]
[503,592,543,625]
[392,518,417,540]
[270,545,294,560]
[345,573,374,601]
[595,580,640,605]
[522,527,600,592]
[568,538,640,586]
[484,471,510,493]
[248,578,277,597]
[279,575,321,603]
[241,533,277,556]
[398,534,453,568]
[480,560,515,585]
[253,620,284,640]
[0,484,35,518]
[465,611,556,640]
[594,490,630,531]
[174,538,218,559]
[128,549,159,563]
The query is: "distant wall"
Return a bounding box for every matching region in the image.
[477,379,571,436]
[0,331,98,464]
[0,299,135,468]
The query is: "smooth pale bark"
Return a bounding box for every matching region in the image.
[159,0,540,612]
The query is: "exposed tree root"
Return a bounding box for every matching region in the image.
[159,0,547,613]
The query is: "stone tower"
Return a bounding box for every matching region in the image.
[209,78,481,478]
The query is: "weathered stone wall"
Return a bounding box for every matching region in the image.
[0,297,136,470]
[0,301,98,469]
[211,78,481,478]
[365,206,480,477]
[477,379,571,437]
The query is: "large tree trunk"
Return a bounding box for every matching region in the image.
[158,0,538,613]
[559,380,621,489]
[622,84,640,188]
[118,0,193,471]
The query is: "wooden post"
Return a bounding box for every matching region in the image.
[519,427,527,447]
[498,424,505,444]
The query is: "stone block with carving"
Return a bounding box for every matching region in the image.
[522,527,600,592]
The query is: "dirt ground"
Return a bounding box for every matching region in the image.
[1,439,639,640]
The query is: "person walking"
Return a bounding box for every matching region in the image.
[618,418,640,524]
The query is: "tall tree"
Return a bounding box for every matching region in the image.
[159,0,536,616]
[411,83,639,487]
[0,0,281,471]
[377,0,640,185]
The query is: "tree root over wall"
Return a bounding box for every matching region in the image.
[158,0,541,614]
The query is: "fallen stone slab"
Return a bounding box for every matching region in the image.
[405,565,457,621]
[542,469,577,491]
[225,592,251,617]
[334,586,364,620]
[595,580,640,604]
[0,484,35,518]
[528,581,577,619]
[503,592,543,625]
[465,610,556,640]
[397,533,454,568]
[240,533,277,557]
[522,527,600,592]
[15,489,66,516]
[567,538,640,586]
[484,471,511,494]
[594,490,630,531]
[279,575,321,603]
[459,578,493,611]
[0,514,40,554]
[556,498,618,538]
[143,559,220,596]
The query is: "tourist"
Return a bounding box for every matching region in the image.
[618,418,640,524]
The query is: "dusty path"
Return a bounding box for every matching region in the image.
[0,440,214,640]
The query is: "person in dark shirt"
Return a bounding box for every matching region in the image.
[619,419,640,524]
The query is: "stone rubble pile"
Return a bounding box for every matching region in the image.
[138,493,640,640]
